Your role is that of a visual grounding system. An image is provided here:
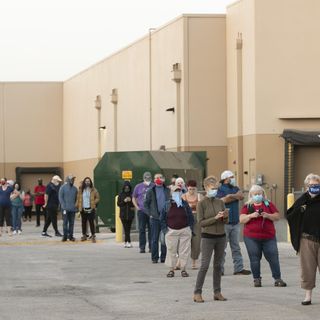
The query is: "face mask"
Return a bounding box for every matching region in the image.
[85,182,91,187]
[309,185,320,195]
[124,187,130,193]
[53,181,59,186]
[144,180,151,186]
[15,186,19,190]
[172,191,182,207]
[155,178,163,186]
[207,189,218,198]
[252,194,263,203]
[230,178,236,186]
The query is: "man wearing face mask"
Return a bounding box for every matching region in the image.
[34,178,46,227]
[217,170,251,276]
[144,173,170,263]
[59,175,78,242]
[132,172,154,253]
[42,175,63,237]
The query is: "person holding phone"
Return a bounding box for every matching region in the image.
[217,170,251,276]
[193,176,229,303]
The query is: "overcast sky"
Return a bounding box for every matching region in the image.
[0,0,234,81]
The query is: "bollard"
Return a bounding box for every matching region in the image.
[287,193,294,243]
[115,196,123,242]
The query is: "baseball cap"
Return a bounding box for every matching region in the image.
[220,170,234,180]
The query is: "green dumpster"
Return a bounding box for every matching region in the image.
[94,151,207,232]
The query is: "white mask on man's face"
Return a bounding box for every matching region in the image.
[144,181,151,186]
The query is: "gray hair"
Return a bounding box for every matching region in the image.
[304,173,320,186]
[203,175,218,188]
[246,185,266,204]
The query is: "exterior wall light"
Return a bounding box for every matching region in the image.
[171,63,181,83]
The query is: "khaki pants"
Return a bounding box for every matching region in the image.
[165,227,192,269]
[300,237,320,290]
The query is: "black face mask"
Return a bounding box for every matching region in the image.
[85,183,91,187]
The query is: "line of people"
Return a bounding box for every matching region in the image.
[0,175,100,242]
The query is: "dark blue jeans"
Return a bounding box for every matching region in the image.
[62,211,76,238]
[244,236,281,280]
[138,210,151,251]
[150,217,166,262]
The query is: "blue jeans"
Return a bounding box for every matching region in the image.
[62,211,76,238]
[244,236,281,280]
[221,224,244,273]
[150,217,166,262]
[11,206,23,231]
[138,210,151,251]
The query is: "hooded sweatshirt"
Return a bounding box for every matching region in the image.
[117,181,135,220]
[58,177,78,212]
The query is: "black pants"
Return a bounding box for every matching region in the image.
[81,210,96,236]
[0,205,12,227]
[36,204,45,226]
[43,207,59,233]
[24,206,32,220]
[121,217,133,243]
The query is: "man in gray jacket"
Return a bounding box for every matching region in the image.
[59,175,78,241]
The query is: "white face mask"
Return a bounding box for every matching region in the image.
[207,189,218,198]
[144,181,151,186]
[230,178,236,185]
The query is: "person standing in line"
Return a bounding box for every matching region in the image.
[23,190,33,222]
[117,181,135,248]
[168,174,179,193]
[161,185,194,278]
[77,177,100,243]
[286,173,320,305]
[217,170,251,276]
[240,185,286,288]
[144,173,170,263]
[182,180,200,269]
[0,178,13,236]
[10,182,24,235]
[132,172,154,253]
[59,175,78,242]
[193,176,229,303]
[34,179,46,227]
[41,175,63,237]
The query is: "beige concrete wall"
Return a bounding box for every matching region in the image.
[255,0,320,133]
[0,82,63,179]
[186,16,227,148]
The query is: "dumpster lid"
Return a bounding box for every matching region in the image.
[150,151,202,169]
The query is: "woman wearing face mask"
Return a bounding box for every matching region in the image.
[10,182,24,235]
[182,180,200,269]
[117,181,135,248]
[286,173,320,305]
[240,185,286,288]
[77,177,100,243]
[0,178,13,236]
[160,185,194,278]
[193,176,229,303]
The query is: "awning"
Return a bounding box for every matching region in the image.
[281,129,320,145]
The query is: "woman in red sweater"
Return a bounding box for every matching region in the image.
[240,185,286,288]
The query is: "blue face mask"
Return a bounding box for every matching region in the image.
[230,178,236,186]
[207,189,218,198]
[309,184,320,195]
[252,194,263,203]
[172,191,183,207]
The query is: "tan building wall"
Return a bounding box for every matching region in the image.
[63,15,228,181]
[0,83,63,184]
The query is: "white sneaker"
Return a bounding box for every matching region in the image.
[18,230,22,235]
[13,230,17,235]
[127,242,132,248]
[124,242,128,248]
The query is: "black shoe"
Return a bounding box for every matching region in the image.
[69,237,76,242]
[36,224,40,227]
[55,232,63,237]
[62,236,68,242]
[274,279,287,287]
[234,269,251,275]
[301,300,312,306]
[41,232,52,237]
[160,260,165,263]
[152,260,158,264]
[140,249,146,253]
[221,272,224,276]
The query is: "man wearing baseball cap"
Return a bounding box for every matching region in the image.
[42,175,63,237]
[217,170,251,276]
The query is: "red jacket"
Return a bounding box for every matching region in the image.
[241,201,278,239]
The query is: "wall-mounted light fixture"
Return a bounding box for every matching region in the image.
[99,126,106,130]
[171,63,181,83]
[110,89,118,105]
[166,107,175,113]
[159,145,166,151]
[94,95,102,110]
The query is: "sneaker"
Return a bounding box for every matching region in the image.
[140,249,146,253]
[69,237,76,242]
[274,279,287,287]
[234,269,251,275]
[18,230,22,235]
[13,230,17,235]
[42,232,52,237]
[124,242,128,248]
[62,236,68,242]
[81,235,87,241]
[91,236,96,243]
[254,278,262,287]
[127,243,132,248]
[55,232,63,237]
